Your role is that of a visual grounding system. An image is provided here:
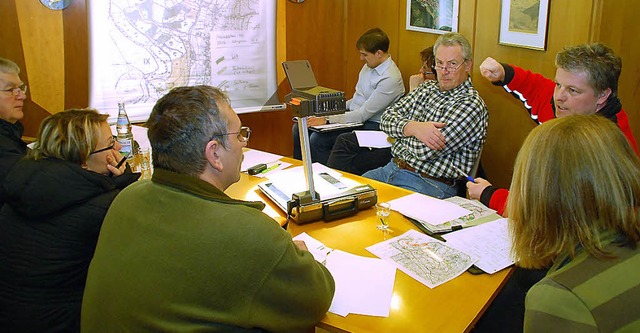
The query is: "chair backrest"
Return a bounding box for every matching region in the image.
[456,147,483,198]
[469,146,483,178]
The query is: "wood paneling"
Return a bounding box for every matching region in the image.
[597,0,640,155]
[63,0,89,110]
[5,0,638,166]
[16,1,65,115]
[472,0,596,188]
[0,0,50,137]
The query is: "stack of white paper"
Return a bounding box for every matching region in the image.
[387,193,471,226]
[293,233,397,317]
[442,218,514,274]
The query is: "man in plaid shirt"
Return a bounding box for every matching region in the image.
[362,32,488,199]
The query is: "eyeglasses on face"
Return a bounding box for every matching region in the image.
[211,126,251,143]
[90,138,116,155]
[432,59,467,72]
[0,83,28,96]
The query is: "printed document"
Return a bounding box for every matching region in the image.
[442,218,514,274]
[367,229,478,288]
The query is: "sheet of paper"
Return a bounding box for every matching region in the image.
[293,232,333,264]
[418,196,498,233]
[367,229,477,288]
[240,149,283,172]
[442,218,514,274]
[326,250,396,317]
[354,130,392,148]
[293,233,396,318]
[266,163,361,200]
[387,193,471,226]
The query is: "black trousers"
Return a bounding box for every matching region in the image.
[471,267,548,333]
[292,121,379,166]
[326,131,392,175]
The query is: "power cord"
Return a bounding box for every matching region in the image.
[283,198,299,230]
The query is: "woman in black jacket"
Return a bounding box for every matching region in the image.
[0,109,140,332]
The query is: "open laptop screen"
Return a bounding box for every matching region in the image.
[282,60,319,90]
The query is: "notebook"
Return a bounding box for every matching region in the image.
[309,122,364,133]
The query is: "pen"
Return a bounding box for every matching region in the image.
[114,154,128,169]
[261,163,281,174]
[453,165,475,182]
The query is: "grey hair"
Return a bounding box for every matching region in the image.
[433,32,473,61]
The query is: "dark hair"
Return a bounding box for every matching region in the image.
[555,43,622,96]
[355,28,390,53]
[146,85,230,176]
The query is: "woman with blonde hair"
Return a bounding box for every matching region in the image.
[0,109,139,332]
[508,114,640,332]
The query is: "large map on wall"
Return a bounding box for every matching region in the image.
[89,0,278,123]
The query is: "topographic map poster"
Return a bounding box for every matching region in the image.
[89,0,278,123]
[367,229,477,288]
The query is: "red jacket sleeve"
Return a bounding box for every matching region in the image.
[502,64,557,123]
[480,186,509,217]
[615,108,639,156]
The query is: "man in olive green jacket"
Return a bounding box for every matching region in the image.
[82,86,335,333]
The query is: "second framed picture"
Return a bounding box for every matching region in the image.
[499,0,550,50]
[406,0,459,34]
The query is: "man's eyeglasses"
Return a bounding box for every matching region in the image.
[211,126,251,143]
[90,140,116,155]
[432,60,467,72]
[0,84,27,96]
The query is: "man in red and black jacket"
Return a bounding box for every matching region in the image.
[469,43,638,333]
[468,43,638,216]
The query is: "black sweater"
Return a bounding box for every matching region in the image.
[0,157,139,332]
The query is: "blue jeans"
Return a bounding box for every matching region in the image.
[362,161,457,199]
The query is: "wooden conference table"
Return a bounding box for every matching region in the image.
[226,155,513,333]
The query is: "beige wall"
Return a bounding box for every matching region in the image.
[3,0,639,187]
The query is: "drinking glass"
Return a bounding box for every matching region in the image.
[136,148,152,180]
[376,202,391,230]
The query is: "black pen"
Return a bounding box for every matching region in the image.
[114,154,128,169]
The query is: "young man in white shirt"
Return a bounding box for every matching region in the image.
[292,27,405,165]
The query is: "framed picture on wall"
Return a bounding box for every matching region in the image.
[406,0,459,34]
[499,0,550,50]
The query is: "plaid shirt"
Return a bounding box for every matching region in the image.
[381,77,488,179]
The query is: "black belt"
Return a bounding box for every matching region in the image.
[393,157,455,186]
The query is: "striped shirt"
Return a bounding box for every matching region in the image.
[381,77,488,179]
[524,235,640,332]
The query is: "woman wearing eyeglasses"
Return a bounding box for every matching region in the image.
[0,108,140,332]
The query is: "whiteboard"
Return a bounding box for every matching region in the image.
[88,0,282,123]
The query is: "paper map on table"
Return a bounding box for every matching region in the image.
[367,230,477,288]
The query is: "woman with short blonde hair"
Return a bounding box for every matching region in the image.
[0,108,139,332]
[508,114,640,331]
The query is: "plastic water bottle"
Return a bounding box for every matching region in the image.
[116,102,134,161]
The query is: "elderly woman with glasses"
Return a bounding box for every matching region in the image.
[0,108,139,332]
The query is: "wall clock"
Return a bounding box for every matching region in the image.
[39,0,73,10]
